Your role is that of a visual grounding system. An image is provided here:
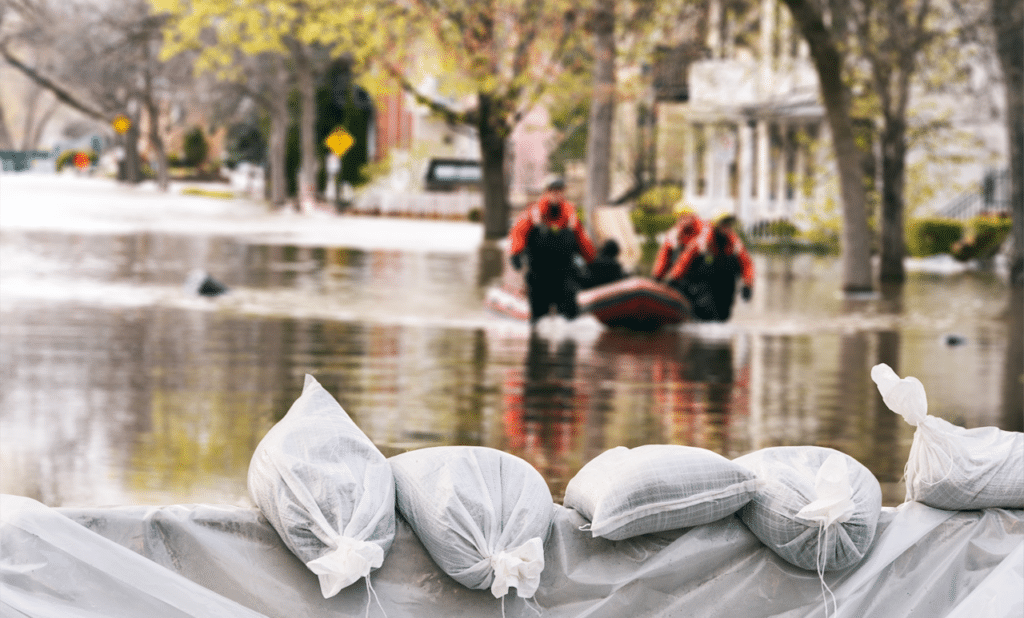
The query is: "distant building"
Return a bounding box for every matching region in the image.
[624,0,1007,225]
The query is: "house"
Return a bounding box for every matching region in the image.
[621,0,1007,226]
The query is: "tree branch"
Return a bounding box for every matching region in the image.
[0,44,107,120]
[380,59,476,126]
[510,9,578,126]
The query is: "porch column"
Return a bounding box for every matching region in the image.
[705,124,718,208]
[739,120,754,224]
[774,123,788,218]
[794,126,807,219]
[755,119,770,221]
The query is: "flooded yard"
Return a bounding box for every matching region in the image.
[1,175,1020,508]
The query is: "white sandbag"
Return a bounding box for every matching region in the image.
[735,446,882,571]
[247,374,395,598]
[872,363,1024,510]
[389,446,553,599]
[563,444,759,540]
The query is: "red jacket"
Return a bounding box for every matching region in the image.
[665,226,754,286]
[652,217,707,280]
[508,195,596,263]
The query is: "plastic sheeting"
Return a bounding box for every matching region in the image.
[1,494,1022,618]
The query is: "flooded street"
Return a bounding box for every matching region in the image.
[1,175,1021,509]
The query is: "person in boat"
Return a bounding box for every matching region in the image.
[652,202,707,282]
[508,178,597,323]
[662,212,754,321]
[581,239,627,289]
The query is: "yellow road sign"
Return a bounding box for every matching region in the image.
[325,128,354,157]
[112,115,131,135]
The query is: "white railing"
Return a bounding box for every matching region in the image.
[352,189,483,218]
[687,196,800,223]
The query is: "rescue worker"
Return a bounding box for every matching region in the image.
[663,212,754,321]
[508,178,596,323]
[581,239,627,289]
[652,202,707,282]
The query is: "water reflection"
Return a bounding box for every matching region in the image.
[503,334,583,501]
[1002,286,1024,432]
[0,228,1020,509]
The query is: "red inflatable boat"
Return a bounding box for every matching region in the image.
[485,276,691,330]
[578,277,692,331]
[484,284,531,321]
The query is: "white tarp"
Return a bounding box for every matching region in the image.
[2,494,1021,618]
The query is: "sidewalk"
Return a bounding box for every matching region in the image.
[0,173,485,253]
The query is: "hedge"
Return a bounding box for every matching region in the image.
[951,214,1012,261]
[183,127,209,167]
[905,217,964,257]
[55,150,97,172]
[630,208,678,238]
[635,185,682,213]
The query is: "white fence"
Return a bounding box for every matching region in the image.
[351,189,483,218]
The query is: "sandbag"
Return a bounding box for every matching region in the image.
[872,363,1024,510]
[247,374,395,598]
[389,446,553,599]
[563,444,759,540]
[735,446,882,572]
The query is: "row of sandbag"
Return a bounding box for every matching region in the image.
[246,367,1024,602]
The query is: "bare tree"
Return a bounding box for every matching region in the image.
[1,0,188,188]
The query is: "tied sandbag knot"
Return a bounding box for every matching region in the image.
[488,537,545,598]
[870,363,928,426]
[795,452,856,618]
[796,453,856,529]
[306,535,385,598]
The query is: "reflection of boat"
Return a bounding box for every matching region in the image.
[578,276,692,331]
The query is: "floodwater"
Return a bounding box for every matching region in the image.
[1,176,1021,509]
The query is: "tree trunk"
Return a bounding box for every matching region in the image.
[144,89,169,191]
[142,41,168,191]
[19,85,43,150]
[781,0,874,293]
[124,125,142,183]
[268,96,289,207]
[478,92,511,240]
[261,55,290,207]
[993,0,1024,287]
[584,0,616,236]
[294,44,318,213]
[146,99,169,191]
[0,99,14,149]
[878,117,907,282]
